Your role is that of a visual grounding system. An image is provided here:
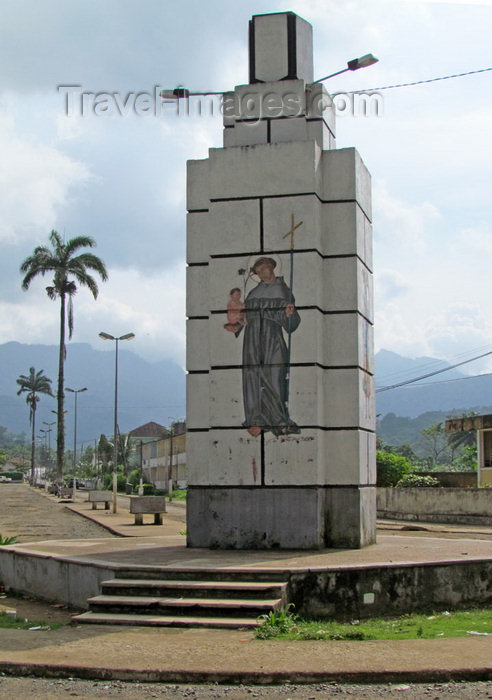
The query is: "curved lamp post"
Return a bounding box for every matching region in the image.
[99,332,135,512]
[314,54,378,83]
[42,420,56,469]
[160,54,379,100]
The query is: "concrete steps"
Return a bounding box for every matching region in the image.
[72,611,260,628]
[72,573,289,628]
[100,577,286,599]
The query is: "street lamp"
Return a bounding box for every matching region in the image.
[160,53,378,100]
[167,417,184,500]
[39,429,48,466]
[38,430,48,481]
[99,332,135,512]
[66,387,87,498]
[42,420,56,464]
[314,54,379,83]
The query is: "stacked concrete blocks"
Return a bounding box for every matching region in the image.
[186,12,376,549]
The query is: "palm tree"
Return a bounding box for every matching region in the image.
[16,367,54,484]
[20,230,108,480]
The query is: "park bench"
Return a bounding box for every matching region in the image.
[129,495,167,525]
[59,486,73,499]
[87,490,113,510]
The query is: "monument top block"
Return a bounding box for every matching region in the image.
[249,12,313,84]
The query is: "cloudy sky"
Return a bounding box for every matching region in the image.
[0,0,491,377]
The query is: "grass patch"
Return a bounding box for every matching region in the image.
[171,489,187,501]
[255,608,491,641]
[0,534,17,545]
[0,611,65,631]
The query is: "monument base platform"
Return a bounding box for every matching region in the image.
[1,527,490,618]
[186,486,376,549]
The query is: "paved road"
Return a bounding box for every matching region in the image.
[0,483,115,542]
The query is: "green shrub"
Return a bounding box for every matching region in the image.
[377,451,413,487]
[397,474,440,488]
[128,469,141,488]
[2,471,23,481]
[102,473,127,492]
[116,473,127,492]
[255,605,297,639]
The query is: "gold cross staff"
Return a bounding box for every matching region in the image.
[282,213,303,250]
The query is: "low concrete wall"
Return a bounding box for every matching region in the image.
[289,560,492,621]
[418,471,477,488]
[1,545,490,621]
[377,487,492,525]
[0,548,116,609]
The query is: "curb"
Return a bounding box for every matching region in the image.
[62,503,132,538]
[0,661,490,684]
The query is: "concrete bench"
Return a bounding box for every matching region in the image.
[87,490,113,510]
[129,495,167,525]
[59,486,72,499]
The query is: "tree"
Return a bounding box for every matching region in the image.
[446,411,478,461]
[419,422,449,466]
[117,432,134,475]
[16,367,54,484]
[98,434,112,474]
[20,230,108,479]
[376,450,413,487]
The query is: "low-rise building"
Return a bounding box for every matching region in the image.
[445,413,492,487]
[141,421,186,489]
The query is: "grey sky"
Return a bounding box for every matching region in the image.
[0,0,491,370]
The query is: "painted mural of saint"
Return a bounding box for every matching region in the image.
[234,256,300,438]
[223,287,246,335]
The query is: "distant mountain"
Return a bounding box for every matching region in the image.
[0,342,185,446]
[375,349,468,386]
[377,407,492,451]
[375,349,492,418]
[2,343,491,447]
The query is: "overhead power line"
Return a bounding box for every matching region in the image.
[377,343,492,384]
[393,371,492,390]
[349,66,492,93]
[376,350,492,393]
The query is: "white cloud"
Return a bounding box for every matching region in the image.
[157,118,222,208]
[375,270,409,302]
[373,179,441,250]
[86,263,186,365]
[56,113,90,142]
[0,262,186,367]
[401,0,492,5]
[0,108,92,244]
[375,217,492,371]
[455,223,492,256]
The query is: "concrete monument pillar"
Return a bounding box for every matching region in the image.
[186,11,376,549]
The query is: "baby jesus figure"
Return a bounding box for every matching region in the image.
[223,287,246,335]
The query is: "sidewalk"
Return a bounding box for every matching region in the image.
[0,622,490,684]
[58,489,187,538]
[0,488,490,684]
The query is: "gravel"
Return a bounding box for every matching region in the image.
[0,677,491,699]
